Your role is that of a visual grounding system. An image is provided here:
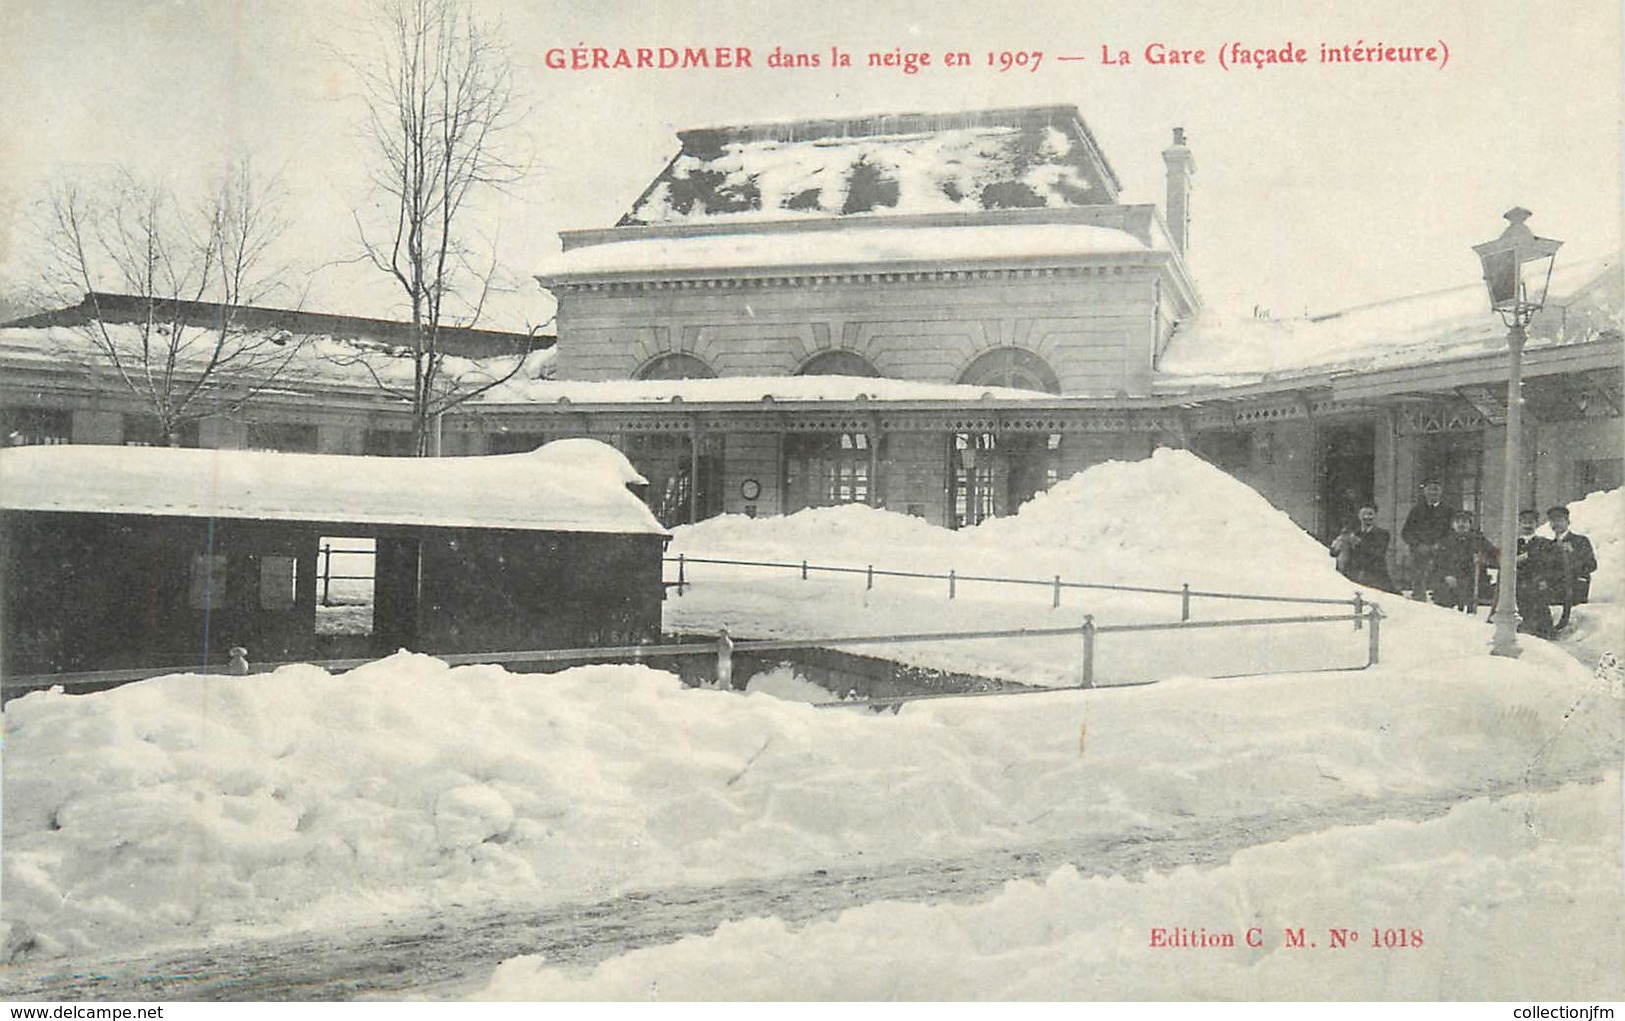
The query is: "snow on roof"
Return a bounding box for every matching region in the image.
[0,323,557,397]
[537,223,1152,282]
[521,437,647,487]
[480,373,1060,406]
[1159,256,1623,386]
[0,442,665,535]
[623,107,1119,226]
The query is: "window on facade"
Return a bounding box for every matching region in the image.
[1416,433,1485,520]
[955,348,1061,394]
[636,353,716,380]
[363,428,417,457]
[796,350,881,378]
[247,422,320,453]
[316,536,375,636]
[259,556,298,610]
[3,408,72,446]
[784,433,872,511]
[123,415,200,447]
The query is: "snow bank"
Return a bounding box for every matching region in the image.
[5,448,1618,979]
[1562,486,1621,604]
[676,448,1345,596]
[668,449,1372,684]
[479,778,1623,1001]
[4,636,1616,964]
[1548,486,1623,671]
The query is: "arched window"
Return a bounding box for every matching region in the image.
[796,349,881,378]
[636,352,716,380]
[955,347,1061,394]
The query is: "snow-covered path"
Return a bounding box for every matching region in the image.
[0,767,1609,1002]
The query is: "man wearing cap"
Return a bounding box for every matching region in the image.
[1514,509,1556,638]
[1546,505,1598,632]
[1400,480,1453,601]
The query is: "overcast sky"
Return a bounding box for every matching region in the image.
[2,0,1619,329]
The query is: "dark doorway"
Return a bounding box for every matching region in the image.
[374,536,421,653]
[1319,423,1377,540]
[950,433,1000,529]
[621,433,723,527]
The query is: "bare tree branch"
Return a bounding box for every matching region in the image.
[32,162,308,445]
[349,0,530,455]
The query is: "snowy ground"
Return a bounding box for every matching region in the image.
[479,778,1623,1001]
[1,452,1619,1000]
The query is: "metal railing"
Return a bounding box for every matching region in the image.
[666,552,1361,620]
[318,542,376,606]
[2,603,1383,707]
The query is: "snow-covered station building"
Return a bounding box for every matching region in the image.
[1,104,1620,559]
[522,104,1623,540]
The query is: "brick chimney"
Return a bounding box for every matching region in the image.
[1162,127,1195,255]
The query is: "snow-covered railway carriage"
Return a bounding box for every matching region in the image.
[0,441,666,680]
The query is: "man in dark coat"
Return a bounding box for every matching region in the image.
[1547,505,1599,631]
[1401,481,1454,601]
[1435,510,1496,613]
[1330,504,1395,591]
[1514,509,1556,638]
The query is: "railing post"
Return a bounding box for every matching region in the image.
[716,628,734,690]
[1367,605,1382,667]
[1053,575,1062,609]
[949,569,956,600]
[1352,591,1364,630]
[801,559,809,581]
[867,564,874,590]
[320,542,332,607]
[677,553,686,596]
[1080,615,1096,689]
[1181,582,1191,621]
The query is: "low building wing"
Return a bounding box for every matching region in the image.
[0,442,665,536]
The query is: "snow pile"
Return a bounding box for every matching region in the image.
[668,449,1363,684]
[5,632,1615,964]
[1548,486,1623,672]
[678,448,1343,595]
[974,449,1340,594]
[479,778,1623,1001]
[1562,486,1622,603]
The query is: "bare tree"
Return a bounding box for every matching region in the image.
[352,0,540,455]
[34,162,306,445]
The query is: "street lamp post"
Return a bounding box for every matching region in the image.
[1472,208,1561,658]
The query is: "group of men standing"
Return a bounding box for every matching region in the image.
[1329,480,1598,637]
